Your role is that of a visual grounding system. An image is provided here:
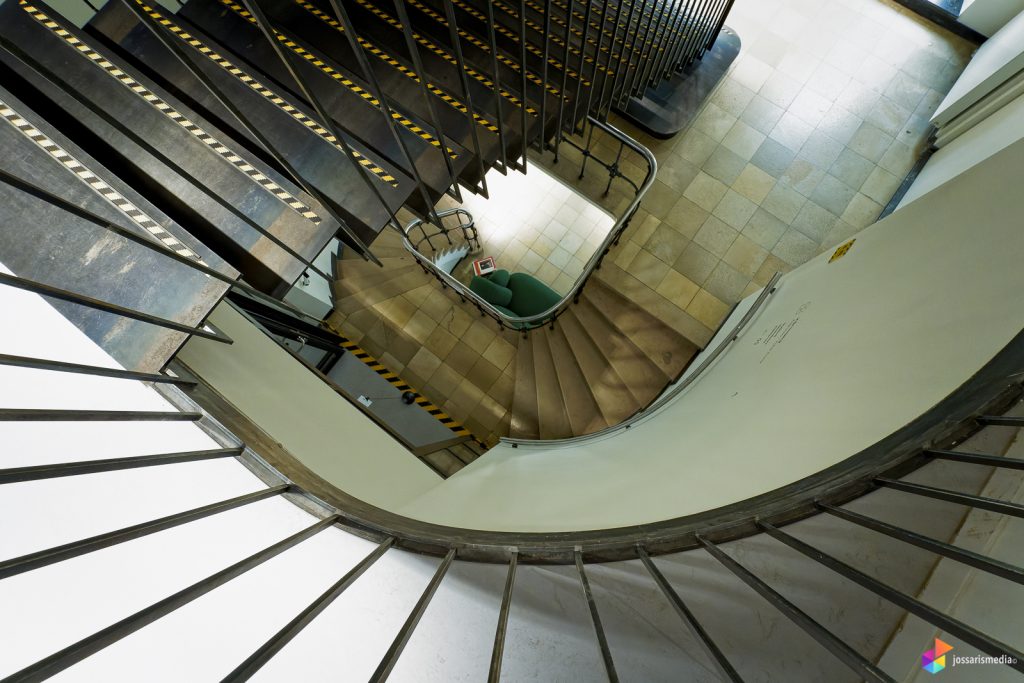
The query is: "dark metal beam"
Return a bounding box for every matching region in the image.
[926,448,1024,471]
[0,485,288,580]
[7,514,339,683]
[637,547,743,682]
[0,167,328,326]
[0,447,242,485]
[699,535,894,683]
[819,503,1024,586]
[758,521,1024,674]
[575,549,619,682]
[977,415,1024,427]
[0,39,334,285]
[222,537,395,682]
[0,353,195,387]
[369,548,457,682]
[0,409,201,422]
[0,272,231,343]
[876,478,1024,519]
[488,551,519,683]
[120,0,380,264]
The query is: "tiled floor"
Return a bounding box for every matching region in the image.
[332,0,976,445]
[436,165,614,295]
[546,0,976,332]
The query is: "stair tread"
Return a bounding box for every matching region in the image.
[571,294,668,407]
[556,308,643,425]
[583,278,699,380]
[546,322,610,436]
[510,337,540,438]
[532,329,574,439]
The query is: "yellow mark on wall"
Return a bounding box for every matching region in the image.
[829,239,856,263]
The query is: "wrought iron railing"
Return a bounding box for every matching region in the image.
[398,115,656,333]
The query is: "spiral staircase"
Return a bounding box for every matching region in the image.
[2,0,1024,680]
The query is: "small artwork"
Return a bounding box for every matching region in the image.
[473,256,496,276]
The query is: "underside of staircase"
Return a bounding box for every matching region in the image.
[510,277,700,440]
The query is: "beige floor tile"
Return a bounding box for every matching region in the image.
[403,309,438,344]
[425,326,459,359]
[656,269,700,307]
[712,190,758,230]
[723,234,770,278]
[762,182,807,224]
[772,228,820,267]
[841,192,884,229]
[687,289,730,329]
[644,224,690,264]
[683,171,730,212]
[860,166,903,205]
[628,248,672,289]
[721,120,767,160]
[694,216,740,258]
[732,164,775,204]
[407,347,442,381]
[704,261,751,301]
[673,241,719,285]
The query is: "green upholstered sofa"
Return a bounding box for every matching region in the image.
[469,269,562,327]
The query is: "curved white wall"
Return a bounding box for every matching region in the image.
[395,136,1024,532]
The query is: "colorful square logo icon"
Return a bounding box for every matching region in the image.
[922,638,953,674]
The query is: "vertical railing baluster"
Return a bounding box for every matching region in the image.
[575,548,619,682]
[389,0,464,202]
[638,547,744,682]
[369,548,457,682]
[699,536,896,683]
[756,522,1024,675]
[439,0,490,197]
[573,0,596,132]
[553,0,574,160]
[323,0,445,228]
[538,0,553,151]
[482,0,510,172]
[519,0,531,167]
[120,0,382,264]
[488,551,519,682]
[6,515,340,682]
[223,538,396,682]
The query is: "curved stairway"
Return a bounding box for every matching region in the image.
[510,277,699,439]
[326,227,700,444]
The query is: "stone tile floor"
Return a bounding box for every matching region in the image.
[334,0,977,445]
[435,165,615,295]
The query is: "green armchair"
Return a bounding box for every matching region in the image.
[469,269,562,327]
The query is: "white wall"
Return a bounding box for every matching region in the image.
[394,134,1024,532]
[933,9,1024,126]
[177,303,440,511]
[960,0,1024,37]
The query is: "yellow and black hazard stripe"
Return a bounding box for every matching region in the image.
[218,0,457,158]
[346,0,538,117]
[19,1,323,226]
[292,0,509,130]
[521,0,647,69]
[400,0,573,99]
[488,0,619,76]
[0,96,206,264]
[333,335,485,447]
[442,0,590,85]
[134,0,399,188]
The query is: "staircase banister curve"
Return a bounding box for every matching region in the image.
[396,117,657,331]
[500,271,784,448]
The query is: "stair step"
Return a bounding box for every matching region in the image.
[447,442,481,465]
[420,449,462,477]
[532,328,574,439]
[583,278,698,381]
[596,262,715,348]
[546,320,610,436]
[556,308,642,425]
[334,266,431,314]
[570,295,668,408]
[509,337,540,439]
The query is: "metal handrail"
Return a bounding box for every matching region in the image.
[404,207,478,254]
[397,116,657,331]
[501,271,784,447]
